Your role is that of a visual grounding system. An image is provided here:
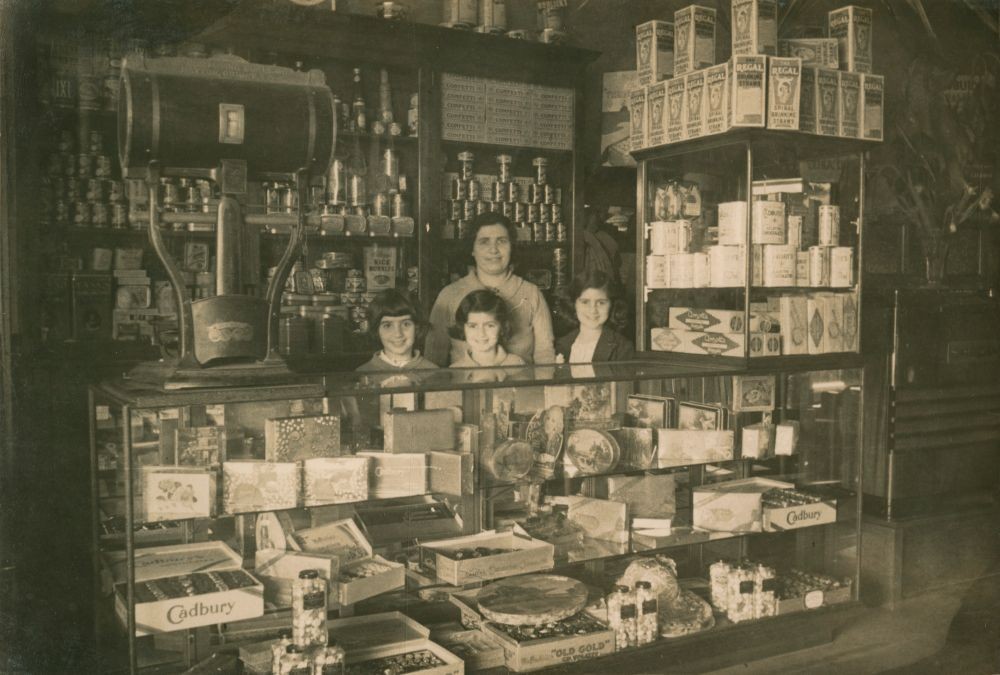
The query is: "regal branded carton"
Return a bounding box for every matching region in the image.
[779,38,839,68]
[862,73,884,141]
[674,5,716,76]
[767,57,801,130]
[704,63,729,135]
[728,55,767,127]
[828,5,872,73]
[799,66,819,133]
[838,71,862,138]
[629,86,648,152]
[816,68,840,136]
[731,0,777,56]
[636,20,675,85]
[665,77,687,143]
[646,81,668,146]
[685,69,706,139]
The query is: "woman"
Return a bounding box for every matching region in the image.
[426,212,555,366]
[555,269,635,363]
[448,290,526,368]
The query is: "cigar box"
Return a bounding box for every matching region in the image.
[646,80,668,147]
[779,295,809,355]
[140,466,216,522]
[767,56,801,130]
[732,374,777,412]
[649,220,691,255]
[482,618,615,672]
[420,530,555,586]
[105,541,244,585]
[825,292,845,352]
[600,473,676,519]
[384,409,455,453]
[355,498,463,546]
[301,456,369,506]
[254,548,340,581]
[828,5,872,73]
[806,294,828,354]
[674,5,716,76]
[842,292,859,352]
[752,201,786,244]
[357,451,427,499]
[779,38,839,68]
[740,423,774,459]
[656,429,736,468]
[328,612,463,675]
[433,627,505,672]
[838,71,862,138]
[763,497,837,532]
[264,414,341,462]
[809,245,831,287]
[684,69,706,139]
[560,495,630,544]
[774,421,800,456]
[799,66,819,134]
[796,251,810,286]
[732,0,777,56]
[816,68,840,136]
[650,327,745,356]
[636,20,675,85]
[693,477,793,532]
[175,426,226,467]
[728,55,767,127]
[861,73,884,141]
[610,427,656,469]
[666,76,687,143]
[629,87,648,152]
[222,461,300,514]
[429,450,474,497]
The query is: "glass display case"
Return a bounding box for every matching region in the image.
[91,360,862,673]
[635,130,874,364]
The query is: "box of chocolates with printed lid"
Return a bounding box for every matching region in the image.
[761,486,837,532]
[420,528,555,586]
[328,611,464,675]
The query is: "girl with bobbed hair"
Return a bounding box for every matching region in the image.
[555,269,635,363]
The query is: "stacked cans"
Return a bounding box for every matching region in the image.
[158,176,218,231]
[43,130,128,229]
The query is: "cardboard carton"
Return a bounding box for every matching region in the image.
[731,0,777,56]
[838,71,862,138]
[779,38,839,68]
[767,56,801,130]
[636,20,675,85]
[828,5,872,73]
[861,73,884,141]
[685,69,706,139]
[674,5,717,76]
[728,55,767,127]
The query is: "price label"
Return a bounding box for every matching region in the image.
[804,590,824,609]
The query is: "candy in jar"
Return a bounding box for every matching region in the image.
[607,585,637,649]
[277,644,312,674]
[311,640,346,675]
[709,560,730,611]
[753,563,778,619]
[292,570,328,648]
[726,564,755,623]
[635,581,658,645]
[271,629,294,674]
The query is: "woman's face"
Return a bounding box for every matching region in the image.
[472,223,512,276]
[378,314,416,359]
[576,287,611,331]
[464,311,501,355]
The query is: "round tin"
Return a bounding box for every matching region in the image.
[88,131,104,154]
[85,178,104,202]
[532,156,548,184]
[488,201,501,213]
[506,182,519,203]
[819,205,840,246]
[457,150,475,181]
[527,203,541,223]
[544,184,557,205]
[528,183,544,205]
[539,203,552,223]
[484,439,533,482]
[391,192,408,218]
[282,186,298,213]
[496,154,513,183]
[556,223,567,242]
[463,199,476,221]
[327,158,347,205]
[456,219,469,240]
[565,428,620,475]
[107,180,125,203]
[467,179,481,201]
[348,175,366,207]
[450,177,468,201]
[505,29,533,40]
[501,202,514,219]
[54,200,70,225]
[372,192,391,217]
[532,222,543,242]
[160,179,179,206]
[77,154,94,178]
[475,200,489,216]
[448,199,463,221]
[492,181,507,203]
[551,203,562,222]
[513,202,527,222]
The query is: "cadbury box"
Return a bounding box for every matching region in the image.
[420,530,554,586]
[828,5,872,73]
[301,456,369,506]
[482,618,614,673]
[264,414,341,462]
[358,451,428,499]
[668,307,753,334]
[105,541,243,586]
[674,5,716,76]
[636,20,675,85]
[728,55,767,128]
[665,76,687,143]
[656,429,735,468]
[329,612,464,675]
[838,71,862,138]
[763,497,837,532]
[629,86,648,152]
[385,409,455,453]
[650,327,745,356]
[693,477,793,532]
[767,56,801,130]
[600,473,676,519]
[222,461,299,514]
[816,68,840,136]
[779,38,839,68]
[861,73,884,141]
[685,69,706,139]
[429,450,474,497]
[646,80,668,147]
[731,0,777,56]
[704,63,729,135]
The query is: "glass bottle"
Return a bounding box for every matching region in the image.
[635,581,658,645]
[347,127,367,208]
[278,644,311,675]
[292,569,328,648]
[608,585,637,650]
[271,629,294,674]
[378,68,393,126]
[351,67,367,134]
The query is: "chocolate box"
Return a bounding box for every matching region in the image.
[264,414,341,462]
[767,56,801,130]
[628,86,647,152]
[828,5,872,73]
[384,409,456,453]
[357,451,428,499]
[433,628,505,672]
[140,466,216,522]
[105,541,243,586]
[674,5,716,77]
[731,0,777,56]
[740,423,774,459]
[222,461,299,514]
[763,498,837,532]
[481,618,614,672]
[420,530,555,586]
[665,76,687,143]
[838,71,862,138]
[175,426,226,466]
[560,495,629,544]
[693,477,793,532]
[656,429,735,468]
[779,38,839,68]
[636,20,675,85]
[301,456,369,506]
[861,73,884,141]
[728,55,767,127]
[778,582,852,615]
[609,427,656,469]
[328,612,463,675]
[254,548,340,581]
[732,374,777,412]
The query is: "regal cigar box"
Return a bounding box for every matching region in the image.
[774,421,800,456]
[357,451,427,499]
[420,530,555,586]
[762,244,796,286]
[140,466,216,522]
[222,461,299,514]
[665,76,687,143]
[837,71,862,138]
[763,497,837,532]
[646,80,668,147]
[301,456,369,506]
[674,5,716,76]
[828,5,872,73]
[610,427,656,469]
[636,20,675,85]
[842,292,859,351]
[432,627,505,672]
[779,295,809,355]
[650,327,746,356]
[799,66,819,134]
[767,56,801,130]
[806,294,828,354]
[600,473,677,519]
[779,38,839,68]
[264,414,341,462]
[731,0,777,56]
[728,55,767,127]
[481,615,614,672]
[384,409,456,453]
[732,374,777,412]
[628,86,647,152]
[704,63,729,135]
[684,69,706,139]
[693,477,793,532]
[752,200,786,244]
[429,450,474,497]
[558,496,629,544]
[329,612,463,675]
[740,423,774,459]
[861,73,884,141]
[657,429,735,468]
[175,426,226,466]
[254,548,340,581]
[816,68,840,136]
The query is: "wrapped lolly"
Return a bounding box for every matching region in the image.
[277,644,311,674]
[311,640,346,675]
[292,570,328,648]
[635,581,658,645]
[607,585,638,649]
[709,560,730,611]
[271,630,294,674]
[753,563,778,619]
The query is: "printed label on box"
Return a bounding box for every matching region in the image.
[838,71,861,138]
[767,56,801,130]
[817,69,840,136]
[732,0,777,56]
[828,5,872,73]
[729,56,767,127]
[666,77,687,143]
[685,70,706,139]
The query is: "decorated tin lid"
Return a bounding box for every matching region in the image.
[484,439,533,482]
[477,574,588,626]
[564,428,620,476]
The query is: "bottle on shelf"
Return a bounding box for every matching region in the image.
[347,126,368,210]
[378,68,394,126]
[351,67,367,134]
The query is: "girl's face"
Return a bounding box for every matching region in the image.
[464,311,501,355]
[575,287,611,331]
[378,314,416,359]
[472,224,512,276]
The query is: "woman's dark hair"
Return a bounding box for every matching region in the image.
[448,289,512,344]
[367,289,428,342]
[463,212,517,264]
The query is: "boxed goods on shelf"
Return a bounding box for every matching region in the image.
[420,529,555,586]
[264,414,341,462]
[693,477,793,532]
[481,614,615,672]
[428,450,474,496]
[828,5,872,73]
[254,549,340,582]
[777,569,852,614]
[674,5,716,77]
[767,57,802,130]
[357,451,427,498]
[656,429,735,468]
[384,409,456,453]
[105,541,244,586]
[779,38,839,68]
[222,461,300,514]
[301,456,369,506]
[139,466,216,522]
[432,626,505,672]
[761,487,837,532]
[598,473,677,519]
[607,426,655,470]
[731,0,777,57]
[328,611,464,675]
[558,496,630,544]
[636,20,675,85]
